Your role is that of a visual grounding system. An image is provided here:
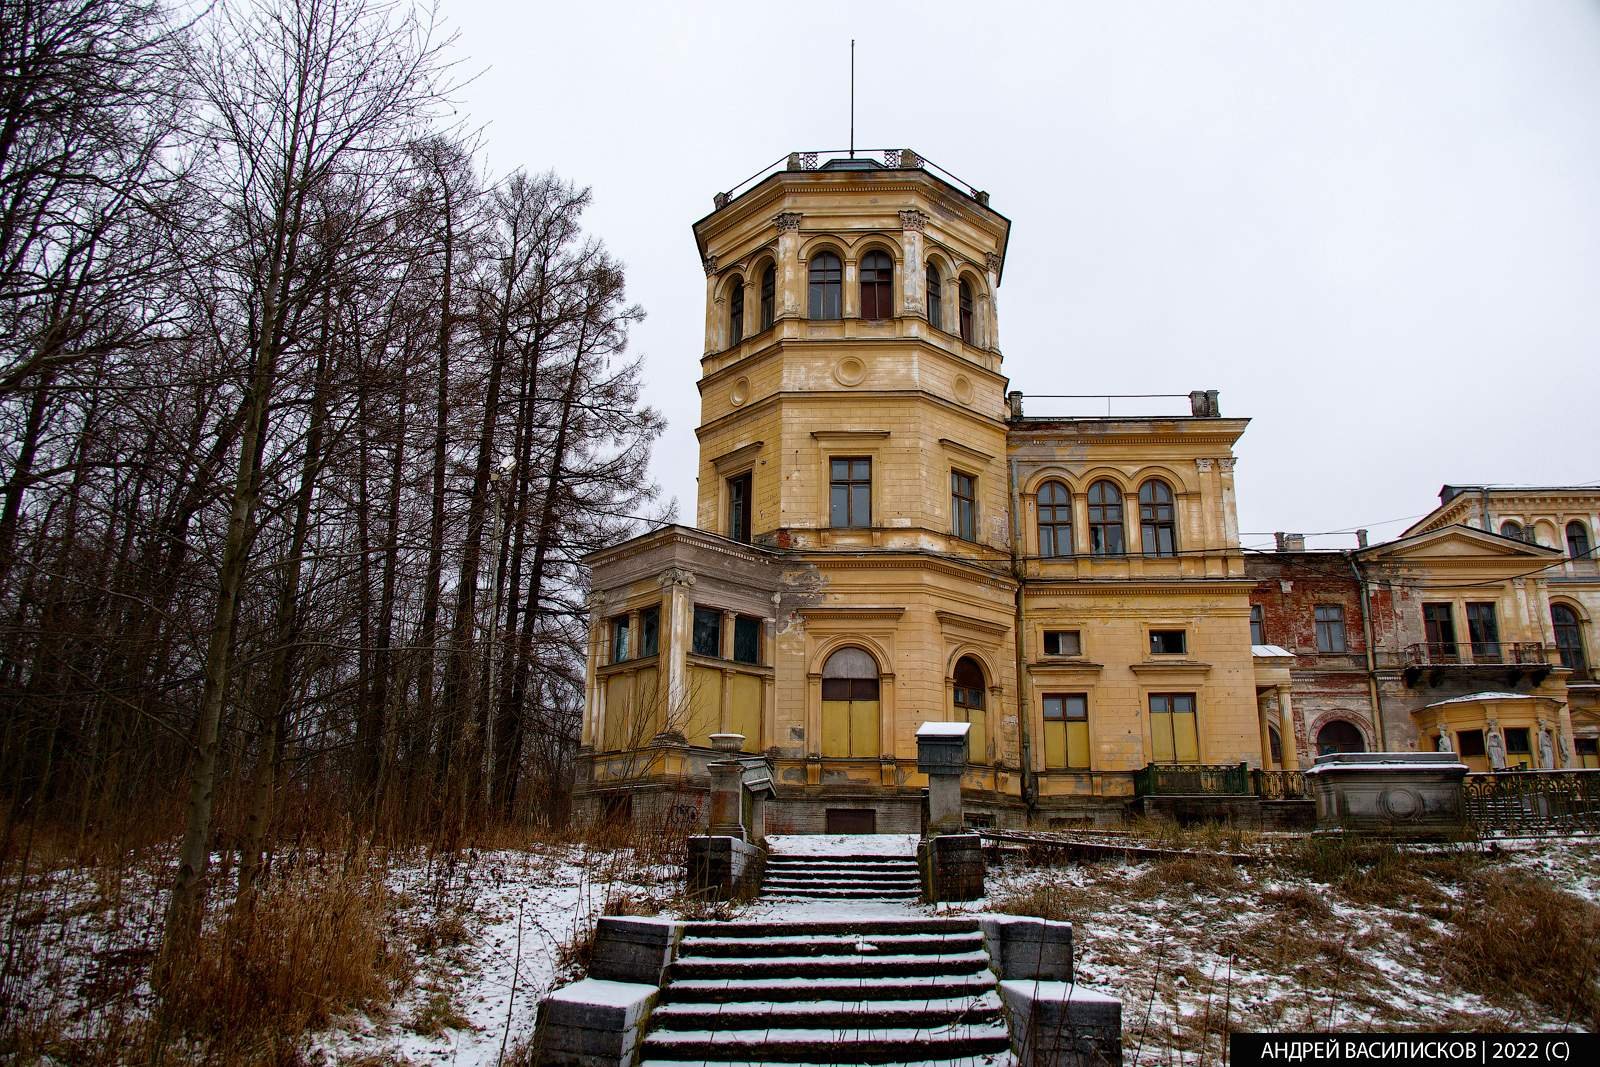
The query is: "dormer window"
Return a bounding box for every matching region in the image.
[860,251,893,319]
[728,276,744,346]
[808,252,842,319]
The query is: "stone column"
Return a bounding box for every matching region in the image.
[658,568,696,727]
[701,255,718,355]
[774,212,802,318]
[1276,684,1299,769]
[1257,691,1276,770]
[582,592,605,748]
[899,209,928,319]
[706,733,746,839]
[984,252,1003,352]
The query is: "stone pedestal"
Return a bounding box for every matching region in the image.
[981,915,1074,981]
[917,721,971,835]
[686,834,765,900]
[1306,751,1468,835]
[919,831,984,901]
[706,733,746,839]
[531,978,657,1067]
[999,980,1122,1067]
[587,916,682,985]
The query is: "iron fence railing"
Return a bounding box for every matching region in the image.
[1133,762,1251,797]
[1378,642,1554,669]
[716,148,986,206]
[1253,769,1310,800]
[1463,770,1600,835]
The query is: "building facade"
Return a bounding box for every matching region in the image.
[577,150,1277,831]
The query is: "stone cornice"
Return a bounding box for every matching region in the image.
[696,389,1009,439]
[709,440,764,470]
[1022,578,1255,597]
[1026,659,1106,674]
[935,610,1010,636]
[1128,660,1215,675]
[582,523,777,570]
[796,606,907,621]
[811,429,892,440]
[939,437,997,464]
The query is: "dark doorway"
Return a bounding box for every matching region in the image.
[825,808,877,834]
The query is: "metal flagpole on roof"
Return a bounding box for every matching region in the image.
[850,39,855,158]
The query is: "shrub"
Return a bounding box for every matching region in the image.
[1443,871,1600,1029]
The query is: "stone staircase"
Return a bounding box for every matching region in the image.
[759,852,922,902]
[639,917,1011,1066]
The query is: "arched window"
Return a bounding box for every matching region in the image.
[958,278,975,342]
[860,250,893,320]
[727,276,744,346]
[926,263,942,329]
[1037,480,1072,557]
[1553,604,1587,676]
[808,252,842,319]
[820,647,879,757]
[1568,521,1592,561]
[1499,519,1524,541]
[1138,479,1177,557]
[759,264,775,331]
[1267,722,1283,767]
[1316,720,1366,755]
[1087,480,1124,555]
[952,655,988,763]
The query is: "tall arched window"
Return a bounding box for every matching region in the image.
[926,263,942,329]
[860,250,893,320]
[952,655,988,763]
[958,278,975,342]
[1568,521,1592,561]
[820,647,879,757]
[808,252,842,319]
[1138,479,1177,557]
[1499,519,1525,541]
[1037,480,1072,557]
[1553,604,1587,676]
[1087,480,1124,555]
[1317,720,1366,755]
[727,276,744,346]
[759,264,775,331]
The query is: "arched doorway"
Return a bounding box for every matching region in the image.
[1316,720,1366,755]
[820,647,879,757]
[952,656,988,764]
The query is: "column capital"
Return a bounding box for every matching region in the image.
[1218,457,1237,472]
[701,254,718,276]
[1195,458,1215,473]
[984,252,1003,275]
[657,567,697,589]
[773,211,802,232]
[899,208,929,232]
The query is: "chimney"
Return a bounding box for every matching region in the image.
[1356,528,1369,549]
[1274,532,1306,552]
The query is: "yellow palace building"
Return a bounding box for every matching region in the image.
[577,149,1275,831]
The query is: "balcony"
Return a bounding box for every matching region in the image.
[1132,764,1311,801]
[1382,642,1555,688]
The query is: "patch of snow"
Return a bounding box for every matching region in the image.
[544,977,656,1009]
[767,833,919,857]
[1425,691,1537,706]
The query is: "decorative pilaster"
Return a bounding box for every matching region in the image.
[774,212,802,318]
[899,210,928,318]
[658,568,696,725]
[984,252,1003,352]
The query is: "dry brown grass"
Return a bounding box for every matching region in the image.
[992,872,1104,923]
[1443,870,1600,1029]
[1130,855,1242,897]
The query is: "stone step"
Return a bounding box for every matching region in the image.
[639,1021,1012,1063]
[677,931,984,958]
[682,919,979,939]
[762,878,923,891]
[765,857,919,869]
[662,972,998,1005]
[649,992,1003,1032]
[760,887,922,900]
[761,867,919,881]
[669,950,991,981]
[642,1059,1011,1067]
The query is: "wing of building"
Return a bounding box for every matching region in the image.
[575,149,1597,832]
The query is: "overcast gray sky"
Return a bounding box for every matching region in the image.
[453,0,1600,550]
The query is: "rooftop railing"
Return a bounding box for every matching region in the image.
[714,148,987,208]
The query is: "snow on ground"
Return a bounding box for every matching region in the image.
[767,833,918,856]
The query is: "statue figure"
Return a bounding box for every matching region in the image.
[1539,728,1556,770]
[1437,729,1452,753]
[1487,729,1506,770]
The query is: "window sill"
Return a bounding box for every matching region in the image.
[597,654,660,676]
[1129,660,1213,674]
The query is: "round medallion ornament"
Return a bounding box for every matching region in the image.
[834,356,866,387]
[1380,787,1422,821]
[729,376,749,407]
[953,374,975,405]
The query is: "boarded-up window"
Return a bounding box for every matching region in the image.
[729,673,762,750]
[953,656,987,763]
[733,616,761,664]
[1149,692,1198,763]
[685,665,721,746]
[820,647,879,757]
[1043,693,1089,770]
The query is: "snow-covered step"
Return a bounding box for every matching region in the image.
[763,867,919,880]
[640,1021,1012,1063]
[650,991,1003,1032]
[678,930,983,955]
[670,949,992,981]
[641,1058,1011,1067]
[682,919,980,938]
[762,879,922,892]
[760,887,922,900]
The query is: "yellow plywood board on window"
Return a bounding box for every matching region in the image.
[1066,721,1090,769]
[603,673,632,751]
[730,673,762,749]
[686,665,721,745]
[1044,721,1066,768]
[822,700,851,757]
[636,666,660,738]
[967,709,987,763]
[1151,713,1175,763]
[1174,712,1199,763]
[850,698,879,757]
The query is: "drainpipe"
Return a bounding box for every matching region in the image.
[1009,455,1035,812]
[1346,549,1388,751]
